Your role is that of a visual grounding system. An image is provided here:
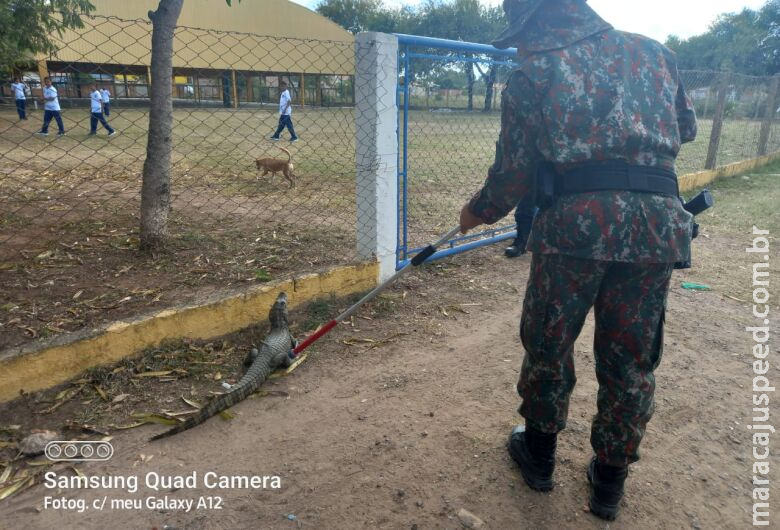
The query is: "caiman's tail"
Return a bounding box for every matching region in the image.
[150,381,259,441]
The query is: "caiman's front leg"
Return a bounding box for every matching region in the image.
[243,347,259,368]
[283,336,298,368]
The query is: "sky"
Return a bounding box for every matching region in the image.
[289,0,769,43]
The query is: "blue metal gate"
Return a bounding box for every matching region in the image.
[395,34,519,269]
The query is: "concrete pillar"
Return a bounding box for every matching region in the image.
[355,32,399,282]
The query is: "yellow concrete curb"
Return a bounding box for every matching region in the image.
[0,262,378,403]
[678,151,780,193]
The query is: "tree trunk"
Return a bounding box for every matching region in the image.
[140,0,183,252]
[466,61,474,111]
[483,65,496,112]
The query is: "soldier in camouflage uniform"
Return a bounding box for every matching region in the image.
[458,0,697,520]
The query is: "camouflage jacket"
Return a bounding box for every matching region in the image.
[468,0,697,263]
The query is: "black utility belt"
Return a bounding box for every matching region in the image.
[535,161,678,208]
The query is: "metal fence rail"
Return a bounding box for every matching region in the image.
[396,34,519,268]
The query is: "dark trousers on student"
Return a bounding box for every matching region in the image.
[15,99,26,120]
[272,114,297,140]
[40,110,64,133]
[103,103,110,116]
[90,112,114,134]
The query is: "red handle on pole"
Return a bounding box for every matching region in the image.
[292,319,337,356]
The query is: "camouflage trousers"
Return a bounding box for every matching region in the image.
[518,253,673,467]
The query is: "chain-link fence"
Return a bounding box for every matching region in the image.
[1,21,779,350]
[0,16,366,350]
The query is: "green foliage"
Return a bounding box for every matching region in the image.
[666,1,780,75]
[316,0,401,34]
[254,269,272,282]
[412,0,504,42]
[758,0,780,74]
[316,0,508,109]
[0,0,95,74]
[316,0,505,42]
[300,295,337,332]
[316,0,502,111]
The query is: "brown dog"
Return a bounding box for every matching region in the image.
[255,147,295,188]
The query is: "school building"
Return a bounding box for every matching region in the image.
[19,0,355,108]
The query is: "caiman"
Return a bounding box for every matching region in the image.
[150,292,295,441]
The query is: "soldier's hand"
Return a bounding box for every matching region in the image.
[459,202,483,234]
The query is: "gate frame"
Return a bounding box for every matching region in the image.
[394,34,520,269]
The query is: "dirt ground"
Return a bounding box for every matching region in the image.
[0,169,778,529]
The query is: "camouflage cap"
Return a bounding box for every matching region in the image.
[492,0,545,49]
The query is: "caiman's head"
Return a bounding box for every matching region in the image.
[268,292,289,329]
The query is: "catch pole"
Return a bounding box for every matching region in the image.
[290,226,461,357]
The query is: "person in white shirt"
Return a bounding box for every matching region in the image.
[88,83,115,136]
[269,80,298,142]
[10,77,28,120]
[101,88,111,116]
[35,77,65,136]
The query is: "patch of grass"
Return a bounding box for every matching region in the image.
[365,293,401,318]
[254,268,272,282]
[174,230,215,247]
[299,296,338,332]
[0,212,24,229]
[681,161,779,301]
[690,161,780,236]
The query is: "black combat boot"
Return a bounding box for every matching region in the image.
[507,425,557,491]
[504,236,526,258]
[587,457,628,521]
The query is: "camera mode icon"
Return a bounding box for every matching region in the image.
[45,440,114,461]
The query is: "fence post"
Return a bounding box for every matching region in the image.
[705,73,730,170]
[758,74,780,156]
[355,32,399,282]
[231,70,238,108]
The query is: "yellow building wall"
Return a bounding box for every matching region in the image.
[92,0,353,42]
[50,0,355,75]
